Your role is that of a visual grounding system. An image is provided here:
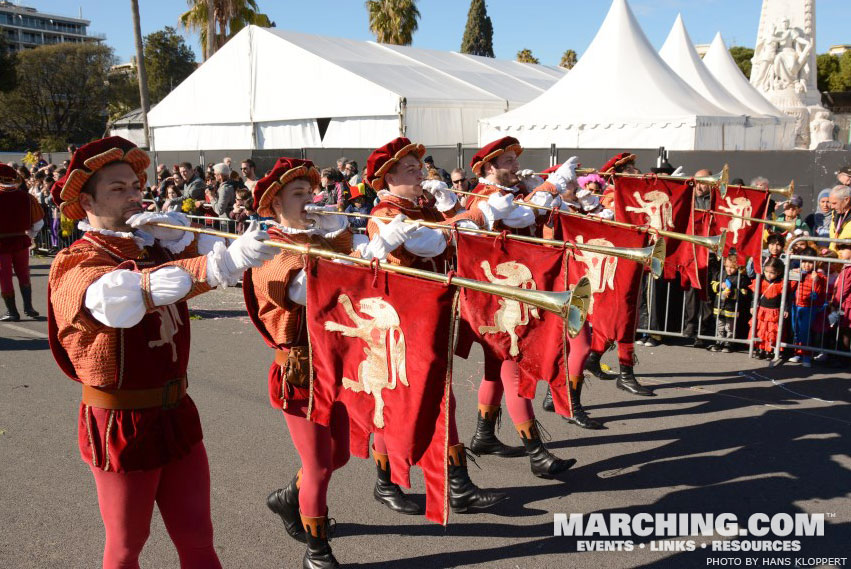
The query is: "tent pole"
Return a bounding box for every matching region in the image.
[398,97,407,137]
[456,143,462,170]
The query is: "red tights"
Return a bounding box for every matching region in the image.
[284,402,350,517]
[0,248,29,295]
[89,442,221,569]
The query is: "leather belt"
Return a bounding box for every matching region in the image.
[82,378,187,410]
[274,349,289,365]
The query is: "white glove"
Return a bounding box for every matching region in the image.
[421,180,458,212]
[206,221,277,287]
[362,214,420,260]
[828,310,841,326]
[403,226,447,258]
[305,204,348,235]
[485,192,517,218]
[671,166,684,177]
[530,190,561,212]
[127,211,190,242]
[516,169,536,180]
[547,156,579,192]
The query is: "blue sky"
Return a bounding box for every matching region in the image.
[26,0,851,65]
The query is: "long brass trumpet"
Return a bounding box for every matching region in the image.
[316,210,666,279]
[450,187,727,255]
[150,222,591,336]
[730,180,794,199]
[535,164,730,195]
[698,209,796,233]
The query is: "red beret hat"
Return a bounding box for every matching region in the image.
[51,136,150,220]
[365,137,425,191]
[470,137,523,176]
[599,152,637,175]
[0,163,23,190]
[253,157,320,217]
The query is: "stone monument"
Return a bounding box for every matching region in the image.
[750,0,840,149]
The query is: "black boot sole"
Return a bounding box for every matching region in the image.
[616,382,655,397]
[469,443,527,458]
[450,492,508,514]
[565,416,604,430]
[373,488,423,515]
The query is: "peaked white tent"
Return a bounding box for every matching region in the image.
[479,0,792,150]
[147,27,564,151]
[659,15,794,150]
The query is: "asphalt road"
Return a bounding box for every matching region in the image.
[1,258,849,569]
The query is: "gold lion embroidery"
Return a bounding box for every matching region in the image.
[148,304,182,362]
[626,190,674,231]
[324,294,407,428]
[477,260,541,356]
[573,236,617,315]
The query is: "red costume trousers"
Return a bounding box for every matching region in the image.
[284,401,350,517]
[591,326,634,367]
[0,248,30,295]
[89,442,221,569]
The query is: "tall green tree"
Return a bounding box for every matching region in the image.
[516,49,539,64]
[559,49,577,70]
[817,53,841,92]
[728,46,754,78]
[180,0,273,60]
[0,30,16,93]
[145,27,196,102]
[460,0,493,58]
[0,43,113,150]
[365,0,420,46]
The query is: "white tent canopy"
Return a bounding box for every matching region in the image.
[147,27,564,151]
[479,0,794,150]
[659,15,795,149]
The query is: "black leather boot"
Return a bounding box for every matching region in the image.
[517,420,577,479]
[469,405,525,457]
[616,365,655,397]
[301,514,340,569]
[20,285,38,318]
[542,386,555,412]
[267,472,306,543]
[448,443,508,513]
[585,350,617,380]
[373,449,422,515]
[1,294,20,322]
[565,380,603,429]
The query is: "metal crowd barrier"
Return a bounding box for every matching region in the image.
[771,235,851,365]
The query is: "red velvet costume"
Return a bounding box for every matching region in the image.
[47,137,221,569]
[0,165,44,314]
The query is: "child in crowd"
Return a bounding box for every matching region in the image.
[750,257,786,359]
[788,247,826,367]
[344,186,372,230]
[228,188,254,234]
[747,232,785,278]
[811,249,840,360]
[829,242,851,354]
[710,253,751,352]
[161,183,184,212]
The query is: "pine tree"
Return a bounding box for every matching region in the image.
[460,0,494,58]
[516,49,538,64]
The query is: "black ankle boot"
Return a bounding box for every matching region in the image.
[565,381,603,430]
[301,514,339,569]
[267,474,306,543]
[517,420,577,479]
[616,365,655,397]
[1,295,20,322]
[469,405,526,457]
[373,452,422,515]
[20,285,38,318]
[585,350,617,380]
[448,444,508,513]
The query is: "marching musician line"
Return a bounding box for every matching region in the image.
[34,134,833,569]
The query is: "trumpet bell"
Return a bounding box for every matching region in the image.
[769,218,796,233]
[769,180,794,199]
[567,276,591,337]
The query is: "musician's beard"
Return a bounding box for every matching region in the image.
[494,169,519,188]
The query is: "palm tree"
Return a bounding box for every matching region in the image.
[180,0,272,60]
[130,0,150,147]
[365,0,420,46]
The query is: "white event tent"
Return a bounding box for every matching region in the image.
[146,26,565,151]
[659,15,794,150]
[478,0,795,150]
